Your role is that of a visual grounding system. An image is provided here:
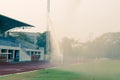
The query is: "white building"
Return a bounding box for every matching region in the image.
[0,14,44,63]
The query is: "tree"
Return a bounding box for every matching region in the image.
[61,37,82,62]
[83,32,120,59]
[36,31,48,54]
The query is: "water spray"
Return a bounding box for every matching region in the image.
[46,0,63,64]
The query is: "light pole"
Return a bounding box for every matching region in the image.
[46,0,51,61]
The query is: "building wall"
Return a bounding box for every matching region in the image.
[19,49,31,62]
[0,45,45,62]
[39,48,44,60]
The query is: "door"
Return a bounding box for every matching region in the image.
[14,50,19,62]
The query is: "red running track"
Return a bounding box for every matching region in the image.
[0,61,53,76]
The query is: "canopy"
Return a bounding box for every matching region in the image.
[0,14,34,33]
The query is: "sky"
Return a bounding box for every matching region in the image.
[0,0,120,42]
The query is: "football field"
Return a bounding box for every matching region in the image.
[0,60,120,80]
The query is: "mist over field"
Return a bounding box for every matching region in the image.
[60,32,120,63]
[1,0,120,80]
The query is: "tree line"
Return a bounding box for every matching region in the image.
[61,32,120,61]
[16,31,120,61]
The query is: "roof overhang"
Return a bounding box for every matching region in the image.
[0,14,34,33]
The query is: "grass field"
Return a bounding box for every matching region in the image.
[0,60,120,80]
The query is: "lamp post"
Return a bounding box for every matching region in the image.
[46,0,51,61]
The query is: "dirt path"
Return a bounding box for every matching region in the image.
[0,61,53,76]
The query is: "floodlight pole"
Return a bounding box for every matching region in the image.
[47,0,50,13]
[46,0,51,61]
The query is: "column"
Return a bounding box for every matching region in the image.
[6,49,8,62]
[13,50,15,61]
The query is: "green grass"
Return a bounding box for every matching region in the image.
[1,60,120,80]
[0,69,82,80]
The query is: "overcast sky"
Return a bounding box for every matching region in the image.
[0,0,120,42]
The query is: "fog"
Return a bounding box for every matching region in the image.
[1,0,120,42]
[1,0,120,63]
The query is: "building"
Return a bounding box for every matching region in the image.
[10,32,40,44]
[0,14,44,63]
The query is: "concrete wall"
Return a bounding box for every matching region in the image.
[39,49,44,60]
[19,49,31,62]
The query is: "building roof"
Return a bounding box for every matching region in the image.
[0,14,34,33]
